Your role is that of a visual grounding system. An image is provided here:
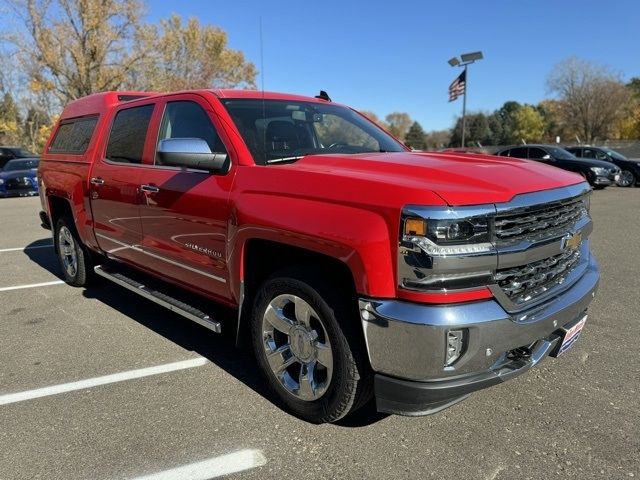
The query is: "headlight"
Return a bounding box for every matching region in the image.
[0,179,4,185]
[590,167,608,176]
[403,216,492,255]
[399,206,497,292]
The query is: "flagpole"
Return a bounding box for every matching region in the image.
[461,64,467,149]
[448,51,483,149]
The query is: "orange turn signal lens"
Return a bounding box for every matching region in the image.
[404,218,426,236]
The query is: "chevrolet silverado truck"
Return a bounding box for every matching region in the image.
[38,90,599,423]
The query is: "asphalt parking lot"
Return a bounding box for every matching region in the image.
[0,190,638,480]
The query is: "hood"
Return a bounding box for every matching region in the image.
[285,151,585,205]
[0,169,38,180]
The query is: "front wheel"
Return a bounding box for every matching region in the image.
[55,216,92,287]
[251,270,372,423]
[616,170,636,187]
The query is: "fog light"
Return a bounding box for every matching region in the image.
[446,329,465,366]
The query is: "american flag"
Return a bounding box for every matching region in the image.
[448,70,466,102]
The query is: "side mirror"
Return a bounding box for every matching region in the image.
[542,154,552,161]
[157,138,227,172]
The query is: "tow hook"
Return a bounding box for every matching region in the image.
[507,346,533,360]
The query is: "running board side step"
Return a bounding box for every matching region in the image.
[94,265,221,333]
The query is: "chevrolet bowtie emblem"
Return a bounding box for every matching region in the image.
[562,232,582,251]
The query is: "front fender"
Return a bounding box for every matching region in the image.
[230,193,396,300]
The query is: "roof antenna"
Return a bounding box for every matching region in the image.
[315,90,331,102]
[260,17,266,162]
[259,17,265,95]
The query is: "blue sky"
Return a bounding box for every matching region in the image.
[146,0,639,131]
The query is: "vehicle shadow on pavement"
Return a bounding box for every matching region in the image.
[23,240,62,278]
[23,240,388,427]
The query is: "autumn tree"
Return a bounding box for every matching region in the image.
[424,130,451,150]
[9,0,257,104]
[12,0,149,103]
[359,110,388,129]
[511,105,545,143]
[404,121,426,150]
[537,99,575,142]
[22,105,52,151]
[385,112,412,140]
[134,14,256,91]
[547,57,630,142]
[614,78,640,139]
[496,101,522,144]
[0,92,21,145]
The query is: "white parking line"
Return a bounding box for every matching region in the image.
[130,449,267,480]
[0,357,208,406]
[0,280,65,292]
[0,244,53,253]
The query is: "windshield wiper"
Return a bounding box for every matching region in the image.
[266,156,304,164]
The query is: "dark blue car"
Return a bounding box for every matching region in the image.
[0,158,40,197]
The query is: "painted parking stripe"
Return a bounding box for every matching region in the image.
[0,244,52,253]
[0,280,65,292]
[0,357,208,406]
[130,449,267,480]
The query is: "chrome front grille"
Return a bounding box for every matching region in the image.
[495,248,581,305]
[494,197,586,242]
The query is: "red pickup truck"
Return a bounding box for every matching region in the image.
[38,90,599,423]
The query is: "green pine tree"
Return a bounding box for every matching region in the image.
[404,121,426,150]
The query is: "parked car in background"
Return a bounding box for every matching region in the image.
[495,145,619,189]
[0,146,38,169]
[565,146,640,188]
[0,158,40,197]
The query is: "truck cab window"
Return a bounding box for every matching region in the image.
[156,101,227,165]
[105,104,154,164]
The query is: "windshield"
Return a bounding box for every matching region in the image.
[602,148,628,161]
[546,146,577,160]
[221,99,406,164]
[3,159,39,171]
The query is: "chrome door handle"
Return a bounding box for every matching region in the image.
[140,184,160,194]
[90,177,105,186]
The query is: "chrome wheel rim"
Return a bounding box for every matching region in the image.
[261,294,333,401]
[58,226,78,278]
[617,170,634,187]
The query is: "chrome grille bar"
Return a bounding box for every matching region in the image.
[494,197,586,242]
[495,249,581,305]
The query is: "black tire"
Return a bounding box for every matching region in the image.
[250,268,373,423]
[54,216,92,287]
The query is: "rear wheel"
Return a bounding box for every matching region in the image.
[55,216,92,287]
[616,170,636,187]
[251,270,372,423]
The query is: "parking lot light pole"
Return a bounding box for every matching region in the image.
[448,51,484,148]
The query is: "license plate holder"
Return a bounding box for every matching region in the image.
[554,315,587,356]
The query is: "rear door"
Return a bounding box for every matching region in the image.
[89,102,156,266]
[137,95,236,301]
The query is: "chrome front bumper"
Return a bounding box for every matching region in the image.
[359,255,599,415]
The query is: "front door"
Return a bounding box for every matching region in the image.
[137,96,236,301]
[89,103,156,266]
